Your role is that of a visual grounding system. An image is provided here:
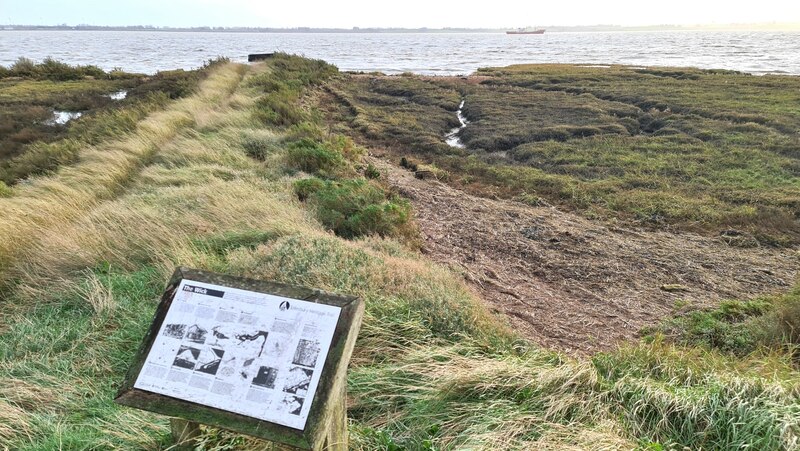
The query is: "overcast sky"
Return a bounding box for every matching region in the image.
[2,0,799,28]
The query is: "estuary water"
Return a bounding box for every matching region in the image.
[1,30,799,75]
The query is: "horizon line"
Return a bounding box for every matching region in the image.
[2,22,800,31]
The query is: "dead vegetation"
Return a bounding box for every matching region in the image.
[369,155,799,354]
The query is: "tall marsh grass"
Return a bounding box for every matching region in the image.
[0,58,226,184]
[0,64,245,286]
[2,57,109,81]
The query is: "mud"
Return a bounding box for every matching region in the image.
[373,156,800,354]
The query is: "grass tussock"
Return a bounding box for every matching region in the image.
[249,53,338,127]
[293,178,413,239]
[644,288,800,359]
[594,341,800,450]
[1,57,112,81]
[0,63,246,286]
[0,57,797,451]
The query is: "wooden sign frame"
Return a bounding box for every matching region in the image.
[115,267,363,450]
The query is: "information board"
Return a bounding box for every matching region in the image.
[133,279,341,430]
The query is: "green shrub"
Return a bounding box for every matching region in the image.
[9,57,37,77]
[248,54,336,93]
[0,180,12,197]
[286,122,325,141]
[325,134,363,162]
[108,67,135,80]
[0,139,82,183]
[270,53,338,88]
[254,89,305,126]
[293,177,326,201]
[241,134,280,161]
[128,69,200,99]
[4,57,110,80]
[364,163,381,179]
[39,57,104,80]
[285,138,345,175]
[248,54,337,128]
[644,291,800,358]
[293,177,412,238]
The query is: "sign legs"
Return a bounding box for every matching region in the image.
[322,383,347,451]
[170,418,201,450]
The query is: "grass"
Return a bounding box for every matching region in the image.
[643,288,800,358]
[1,57,123,81]
[324,65,800,246]
[0,56,797,450]
[285,138,348,175]
[0,58,226,184]
[294,177,413,239]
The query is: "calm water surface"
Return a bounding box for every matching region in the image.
[1,30,799,75]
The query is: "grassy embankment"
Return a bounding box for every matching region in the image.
[325,66,800,246]
[0,57,217,187]
[0,57,798,450]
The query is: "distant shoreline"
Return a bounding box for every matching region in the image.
[4,28,798,77]
[3,23,800,33]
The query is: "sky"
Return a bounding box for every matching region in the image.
[2,0,799,28]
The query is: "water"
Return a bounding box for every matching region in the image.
[1,30,799,75]
[107,90,127,100]
[46,111,82,125]
[445,100,469,148]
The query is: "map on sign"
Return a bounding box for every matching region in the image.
[134,279,341,430]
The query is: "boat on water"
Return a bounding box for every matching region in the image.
[506,28,545,35]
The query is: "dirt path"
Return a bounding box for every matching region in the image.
[372,156,800,354]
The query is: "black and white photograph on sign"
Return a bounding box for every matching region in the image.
[235,330,269,357]
[185,324,208,344]
[234,359,256,381]
[282,366,313,396]
[292,339,321,367]
[173,345,200,370]
[134,279,342,430]
[217,362,237,379]
[282,395,305,416]
[252,366,279,389]
[163,323,186,340]
[195,347,225,375]
[211,326,229,341]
